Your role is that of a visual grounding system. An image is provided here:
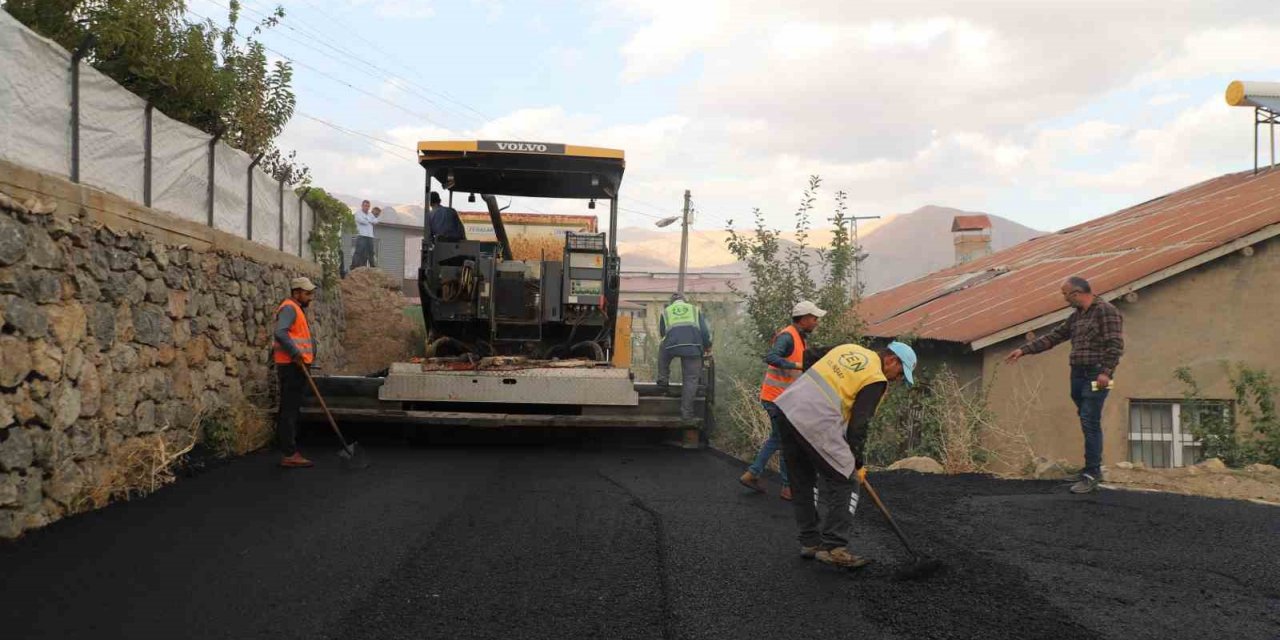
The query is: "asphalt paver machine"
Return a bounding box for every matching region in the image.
[306,141,712,444]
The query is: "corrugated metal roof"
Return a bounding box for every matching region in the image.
[860,169,1280,346]
[951,214,992,232]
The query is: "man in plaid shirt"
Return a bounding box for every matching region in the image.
[1006,276,1124,494]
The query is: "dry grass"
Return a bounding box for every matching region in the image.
[982,365,1047,475]
[229,397,272,455]
[508,236,571,262]
[930,369,991,474]
[712,378,777,468]
[340,267,421,374]
[74,429,198,513]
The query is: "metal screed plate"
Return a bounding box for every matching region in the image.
[378,363,640,406]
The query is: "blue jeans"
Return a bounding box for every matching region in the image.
[1069,365,1110,479]
[749,401,790,487]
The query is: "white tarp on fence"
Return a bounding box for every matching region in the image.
[151,109,210,224]
[80,62,146,203]
[212,145,250,238]
[252,169,279,249]
[0,9,316,264]
[0,10,72,177]
[282,188,301,256]
[301,202,315,261]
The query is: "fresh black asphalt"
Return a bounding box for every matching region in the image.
[1,432,1278,639]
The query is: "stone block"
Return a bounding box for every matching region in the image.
[2,296,49,338]
[29,339,63,383]
[26,227,63,269]
[46,302,88,348]
[888,456,946,474]
[51,385,81,430]
[79,361,101,417]
[0,335,33,388]
[132,305,172,347]
[88,302,116,351]
[0,427,35,470]
[0,215,28,265]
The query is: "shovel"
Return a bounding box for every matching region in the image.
[857,468,943,580]
[297,362,369,469]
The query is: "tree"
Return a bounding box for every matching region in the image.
[302,187,354,293]
[724,175,863,356]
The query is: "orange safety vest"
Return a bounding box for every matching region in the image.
[760,325,805,402]
[272,298,314,365]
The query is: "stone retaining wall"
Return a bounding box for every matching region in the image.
[0,168,343,539]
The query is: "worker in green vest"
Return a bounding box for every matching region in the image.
[656,293,713,421]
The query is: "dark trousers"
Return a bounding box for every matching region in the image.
[1069,365,1110,478]
[276,364,306,455]
[777,412,859,550]
[656,350,704,420]
[351,236,376,269]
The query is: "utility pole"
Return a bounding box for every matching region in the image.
[844,215,880,296]
[679,189,691,296]
[655,190,693,296]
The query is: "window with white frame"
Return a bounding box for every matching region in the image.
[1128,401,1226,468]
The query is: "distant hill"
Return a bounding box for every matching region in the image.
[337,192,1046,295]
[616,205,1043,294]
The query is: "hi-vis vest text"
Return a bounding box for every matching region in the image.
[773,343,887,478]
[272,299,314,365]
[663,301,699,329]
[760,325,805,402]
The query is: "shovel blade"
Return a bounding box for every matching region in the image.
[337,442,370,469]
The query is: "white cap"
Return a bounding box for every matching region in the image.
[290,277,317,292]
[792,300,827,318]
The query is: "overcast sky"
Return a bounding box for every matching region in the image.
[191,0,1280,232]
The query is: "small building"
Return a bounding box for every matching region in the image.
[859,169,1280,470]
[619,271,740,380]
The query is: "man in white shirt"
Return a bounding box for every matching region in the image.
[351,200,379,269]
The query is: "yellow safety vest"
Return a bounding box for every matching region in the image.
[774,343,887,477]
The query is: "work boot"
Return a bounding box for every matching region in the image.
[279,452,314,468]
[780,486,793,501]
[738,470,765,493]
[816,547,871,569]
[1069,473,1100,494]
[799,545,819,559]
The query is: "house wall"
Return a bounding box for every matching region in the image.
[981,233,1280,471]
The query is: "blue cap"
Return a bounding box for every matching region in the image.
[887,341,918,386]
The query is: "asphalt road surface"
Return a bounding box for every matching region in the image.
[1,433,1278,640]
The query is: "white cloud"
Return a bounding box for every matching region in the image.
[1148,93,1190,106]
[277,1,1280,233]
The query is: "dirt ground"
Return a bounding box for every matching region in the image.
[337,267,422,375]
[1101,460,1280,504]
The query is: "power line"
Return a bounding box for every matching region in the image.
[296,111,413,160]
[229,0,481,130]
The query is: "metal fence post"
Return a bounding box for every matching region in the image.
[143,103,154,207]
[277,179,285,251]
[207,129,223,227]
[69,34,96,184]
[247,152,264,241]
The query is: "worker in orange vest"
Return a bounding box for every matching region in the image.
[739,300,827,500]
[273,277,318,468]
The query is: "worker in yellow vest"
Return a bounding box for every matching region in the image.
[272,277,318,468]
[774,340,917,569]
[739,300,827,501]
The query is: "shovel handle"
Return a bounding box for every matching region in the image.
[296,362,351,451]
[857,472,922,559]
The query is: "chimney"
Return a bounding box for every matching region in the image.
[951,215,992,265]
